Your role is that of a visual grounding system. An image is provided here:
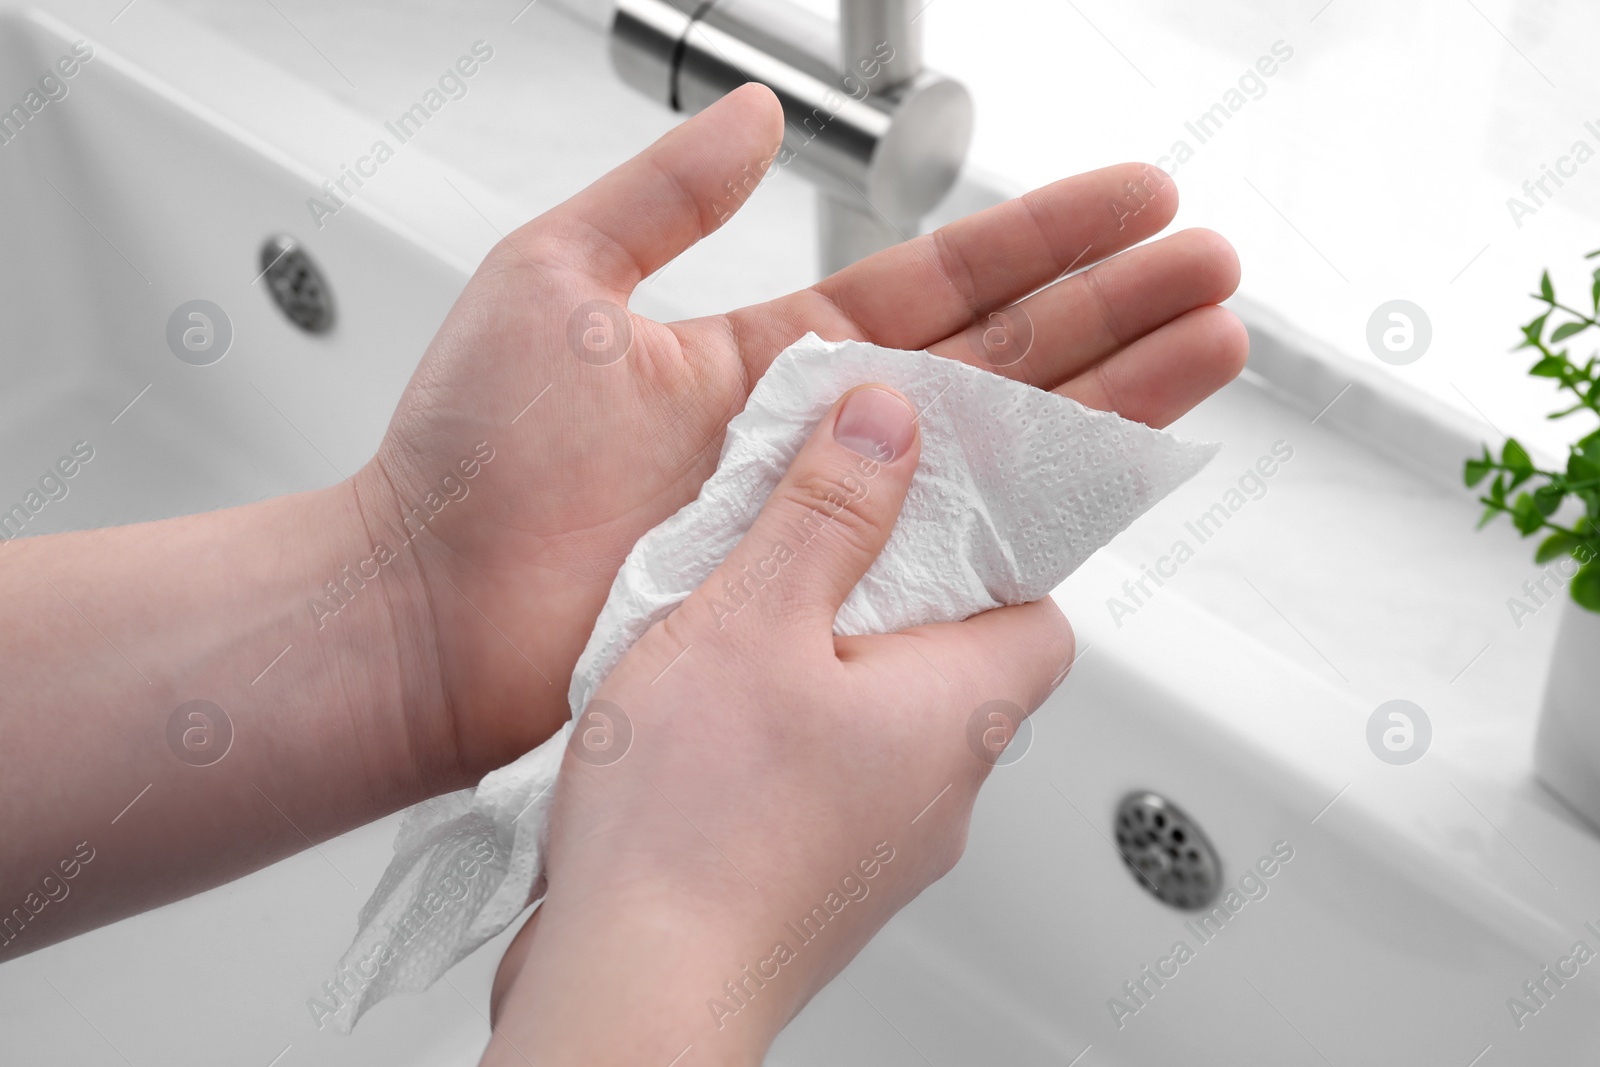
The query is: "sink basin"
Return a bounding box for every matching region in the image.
[3,1,1599,1066]
[774,582,1600,1064]
[0,3,491,537]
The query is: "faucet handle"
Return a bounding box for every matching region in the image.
[609,0,972,268]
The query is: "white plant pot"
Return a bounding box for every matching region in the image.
[1535,596,1600,827]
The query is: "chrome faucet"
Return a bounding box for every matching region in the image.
[610,0,973,273]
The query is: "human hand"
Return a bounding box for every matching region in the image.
[480,382,1073,1065]
[0,64,1242,966]
[352,82,1244,783]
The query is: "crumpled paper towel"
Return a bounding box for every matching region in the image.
[321,332,1218,1030]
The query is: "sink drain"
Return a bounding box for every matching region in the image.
[1113,792,1221,911]
[258,236,334,334]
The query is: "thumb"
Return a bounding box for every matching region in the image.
[686,384,921,636]
[517,82,785,294]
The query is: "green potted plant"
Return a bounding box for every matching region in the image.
[1467,254,1600,825]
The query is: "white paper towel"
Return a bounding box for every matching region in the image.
[322,332,1218,1030]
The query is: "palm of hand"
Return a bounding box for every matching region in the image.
[359,83,1244,781]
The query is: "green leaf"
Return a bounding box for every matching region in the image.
[1537,531,1581,563]
[1587,249,1600,259]
[1569,451,1600,483]
[1503,439,1534,487]
[1548,402,1592,420]
[1489,472,1508,504]
[1464,459,1493,487]
[1540,270,1555,303]
[1512,492,1545,535]
[1503,438,1532,470]
[1519,311,1551,349]
[1477,504,1501,529]
[1531,355,1569,378]
[1572,561,1600,613]
[1591,271,1600,312]
[1552,321,1589,342]
[1534,484,1565,516]
[1579,428,1600,461]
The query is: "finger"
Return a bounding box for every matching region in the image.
[727,163,1177,368]
[512,83,784,293]
[847,598,1075,733]
[682,385,921,637]
[1054,304,1250,428]
[926,228,1240,390]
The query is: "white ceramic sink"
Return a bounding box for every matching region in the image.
[3,2,1599,1066]
[775,584,1600,1064]
[0,3,489,534]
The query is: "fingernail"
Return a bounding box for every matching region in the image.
[834,386,916,462]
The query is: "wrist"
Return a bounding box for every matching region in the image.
[488,883,785,1067]
[324,466,463,796]
[358,440,580,779]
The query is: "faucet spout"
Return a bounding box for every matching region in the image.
[609,0,973,273]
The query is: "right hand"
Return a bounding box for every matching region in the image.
[482,382,1075,1066]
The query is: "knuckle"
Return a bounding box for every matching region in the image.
[654,599,701,650]
[772,462,881,560]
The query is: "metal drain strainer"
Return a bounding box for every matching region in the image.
[1113,791,1221,911]
[259,236,334,334]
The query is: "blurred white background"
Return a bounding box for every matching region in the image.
[925,0,1600,458]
